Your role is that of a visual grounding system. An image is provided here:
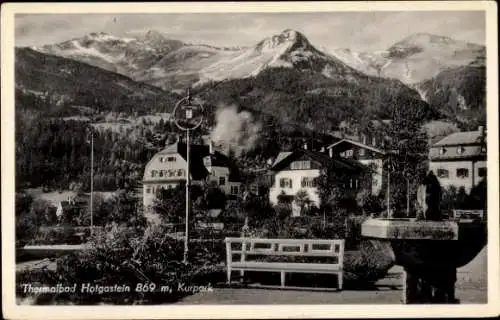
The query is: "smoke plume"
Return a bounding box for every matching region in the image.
[210,104,262,157]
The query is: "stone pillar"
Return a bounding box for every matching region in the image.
[403,267,458,304]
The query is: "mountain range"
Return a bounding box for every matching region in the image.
[32,29,485,90]
[330,32,485,84]
[18,29,486,130]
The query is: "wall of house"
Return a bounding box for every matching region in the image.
[474,160,487,184]
[143,153,188,210]
[207,166,230,193]
[429,160,485,193]
[143,154,241,210]
[358,158,384,195]
[269,169,322,207]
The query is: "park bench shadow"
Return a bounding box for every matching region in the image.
[216,272,402,292]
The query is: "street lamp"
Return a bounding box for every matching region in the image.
[173,89,204,263]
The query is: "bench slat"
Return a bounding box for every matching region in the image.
[225,237,343,245]
[231,262,341,271]
[229,250,341,258]
[225,237,345,290]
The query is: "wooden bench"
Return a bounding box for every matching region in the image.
[224,237,345,290]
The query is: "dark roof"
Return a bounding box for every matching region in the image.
[434,130,485,146]
[271,149,366,173]
[430,130,486,161]
[429,145,486,161]
[155,142,241,181]
[271,151,293,167]
[327,139,386,154]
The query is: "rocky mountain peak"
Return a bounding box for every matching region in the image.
[255,29,311,52]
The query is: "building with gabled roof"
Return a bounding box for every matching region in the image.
[429,126,486,192]
[268,145,368,216]
[142,141,242,211]
[326,138,387,195]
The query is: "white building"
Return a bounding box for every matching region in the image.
[142,142,242,212]
[268,146,367,216]
[429,126,487,192]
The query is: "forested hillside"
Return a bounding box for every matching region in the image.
[416,65,486,130]
[15,48,179,116]
[197,67,435,137]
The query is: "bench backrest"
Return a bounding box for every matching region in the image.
[225,237,345,266]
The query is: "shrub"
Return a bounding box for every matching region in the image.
[16,224,224,305]
[343,239,395,287]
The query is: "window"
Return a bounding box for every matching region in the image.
[159,157,164,163]
[279,178,293,188]
[231,186,239,194]
[177,169,184,177]
[457,146,465,154]
[290,161,311,170]
[168,170,174,177]
[301,177,316,188]
[159,170,164,177]
[167,156,176,162]
[456,168,469,178]
[437,169,449,178]
[359,148,365,156]
[219,177,226,186]
[151,170,158,178]
[478,167,487,178]
[146,187,151,194]
[341,150,353,158]
[439,147,446,155]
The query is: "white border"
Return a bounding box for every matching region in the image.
[2,2,499,319]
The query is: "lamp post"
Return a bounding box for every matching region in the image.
[385,152,396,218]
[86,126,94,235]
[173,89,204,263]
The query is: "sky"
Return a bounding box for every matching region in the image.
[15,11,486,51]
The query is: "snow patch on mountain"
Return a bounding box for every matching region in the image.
[193,29,356,86]
[70,40,124,63]
[330,33,485,84]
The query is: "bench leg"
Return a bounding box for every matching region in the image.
[227,267,231,284]
[281,271,286,288]
[338,272,343,290]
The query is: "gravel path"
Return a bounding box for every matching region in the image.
[178,247,487,304]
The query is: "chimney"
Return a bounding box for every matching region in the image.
[328,148,333,158]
